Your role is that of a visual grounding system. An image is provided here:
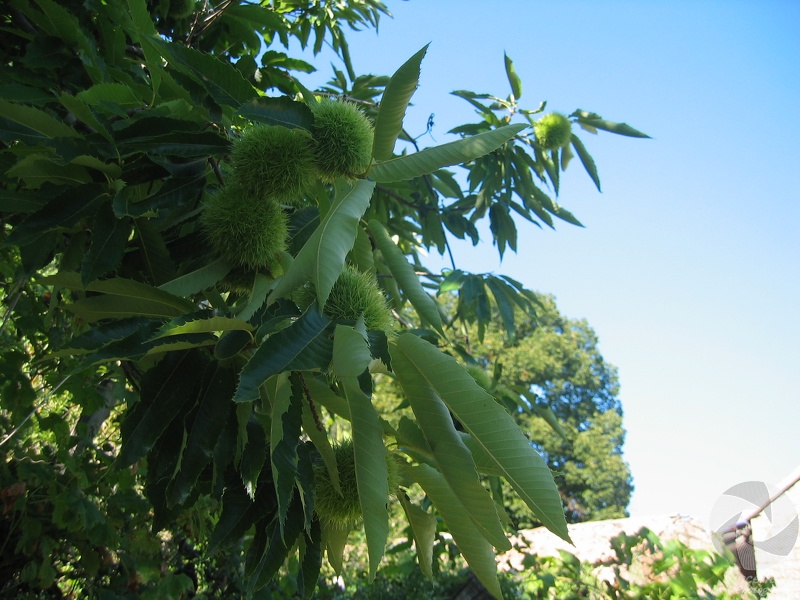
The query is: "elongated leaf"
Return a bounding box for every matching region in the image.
[7,184,107,246]
[391,344,510,551]
[269,179,375,308]
[158,259,232,297]
[571,110,650,138]
[333,324,372,378]
[368,220,443,335]
[117,350,207,468]
[391,334,570,542]
[408,463,502,599]
[153,38,256,107]
[156,315,253,338]
[237,97,314,131]
[398,494,437,580]
[133,218,177,285]
[297,518,323,599]
[341,376,389,580]
[370,123,526,183]
[65,296,186,321]
[168,362,236,507]
[270,374,303,530]
[0,99,80,145]
[81,205,130,285]
[504,52,523,100]
[209,477,276,555]
[250,495,304,592]
[372,45,429,161]
[234,307,334,402]
[571,134,601,192]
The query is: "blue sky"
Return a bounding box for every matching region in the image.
[294,1,800,522]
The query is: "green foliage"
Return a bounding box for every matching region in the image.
[463,296,634,526]
[0,0,648,597]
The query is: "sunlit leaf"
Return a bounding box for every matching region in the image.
[407,463,503,599]
[391,334,570,542]
[269,179,375,308]
[372,44,429,161]
[370,123,526,183]
[368,220,443,335]
[504,52,523,100]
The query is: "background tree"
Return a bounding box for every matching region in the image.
[0,0,647,597]
[462,294,634,527]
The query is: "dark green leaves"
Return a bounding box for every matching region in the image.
[234,307,334,403]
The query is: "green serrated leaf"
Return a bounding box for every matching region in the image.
[372,44,429,161]
[571,134,601,192]
[398,494,437,580]
[340,377,389,580]
[270,373,302,531]
[168,361,236,507]
[368,220,443,335]
[153,38,256,107]
[391,334,570,542]
[269,179,375,308]
[237,96,314,131]
[117,350,207,468]
[80,205,130,286]
[234,307,334,403]
[391,342,510,551]
[156,315,253,339]
[407,463,503,599]
[158,259,233,297]
[370,124,526,183]
[0,100,80,144]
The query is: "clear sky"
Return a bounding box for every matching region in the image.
[294,1,800,523]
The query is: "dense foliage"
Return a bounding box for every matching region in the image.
[0,0,649,597]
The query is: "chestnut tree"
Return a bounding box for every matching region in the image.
[0,0,648,597]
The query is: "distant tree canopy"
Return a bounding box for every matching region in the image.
[0,0,647,597]
[454,294,633,527]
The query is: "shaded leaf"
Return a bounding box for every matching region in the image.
[398,493,437,580]
[168,361,236,506]
[237,96,314,131]
[117,350,207,468]
[158,258,233,297]
[234,307,334,403]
